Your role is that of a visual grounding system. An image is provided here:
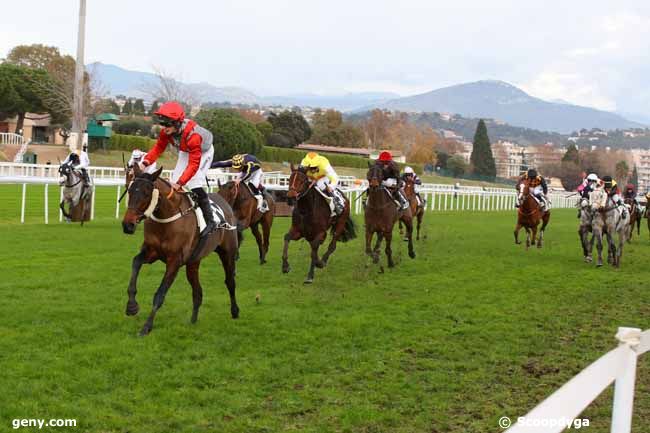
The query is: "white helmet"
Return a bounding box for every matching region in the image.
[587,173,598,182]
[404,166,414,174]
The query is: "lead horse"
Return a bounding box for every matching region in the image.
[58,162,92,224]
[282,165,356,283]
[590,189,626,268]
[122,164,240,336]
[514,179,550,249]
[402,176,424,240]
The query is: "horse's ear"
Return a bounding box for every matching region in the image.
[150,167,163,181]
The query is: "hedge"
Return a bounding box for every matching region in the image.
[109,134,424,173]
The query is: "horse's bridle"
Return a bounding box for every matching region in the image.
[288,171,313,200]
[126,177,194,224]
[59,164,83,188]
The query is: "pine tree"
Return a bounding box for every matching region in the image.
[562,144,579,164]
[133,99,145,115]
[149,100,160,116]
[470,119,496,177]
[630,165,639,190]
[122,99,133,115]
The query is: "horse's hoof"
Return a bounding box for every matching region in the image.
[409,251,416,259]
[597,261,603,267]
[372,254,379,264]
[260,259,267,265]
[231,307,240,319]
[403,237,409,242]
[282,264,291,274]
[126,302,139,316]
[138,324,151,337]
[388,261,395,268]
[303,278,313,285]
[515,241,521,245]
[314,261,325,269]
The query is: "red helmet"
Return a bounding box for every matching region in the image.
[154,101,185,125]
[378,151,393,162]
[626,183,635,190]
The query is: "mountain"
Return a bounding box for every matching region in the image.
[88,62,259,105]
[367,80,643,133]
[261,92,400,111]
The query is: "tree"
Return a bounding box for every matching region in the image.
[362,109,391,149]
[267,110,311,148]
[436,151,450,169]
[108,99,121,115]
[133,99,146,115]
[562,144,580,164]
[615,160,629,184]
[122,99,133,115]
[310,109,364,148]
[630,165,639,190]
[255,121,273,141]
[195,109,263,160]
[149,100,160,116]
[140,66,198,110]
[470,119,496,177]
[447,155,468,177]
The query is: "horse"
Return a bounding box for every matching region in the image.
[121,164,240,336]
[365,165,415,266]
[589,189,626,268]
[514,179,550,249]
[402,176,424,241]
[282,165,356,284]
[58,162,92,224]
[577,196,594,262]
[623,197,641,242]
[217,180,275,265]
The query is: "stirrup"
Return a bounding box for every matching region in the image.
[200,221,217,237]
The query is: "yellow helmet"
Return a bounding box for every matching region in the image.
[301,152,320,168]
[232,154,245,168]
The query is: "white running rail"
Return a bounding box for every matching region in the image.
[506,327,650,433]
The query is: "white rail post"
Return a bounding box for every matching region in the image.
[44,183,49,224]
[90,185,96,220]
[444,192,448,210]
[115,185,121,219]
[21,183,26,223]
[611,327,641,433]
[59,187,63,222]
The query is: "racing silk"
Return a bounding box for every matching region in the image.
[300,154,339,185]
[63,151,90,169]
[143,119,213,186]
[401,172,421,185]
[580,182,597,199]
[624,188,636,200]
[376,161,402,187]
[520,174,548,195]
[212,154,261,181]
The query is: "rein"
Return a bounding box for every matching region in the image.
[128,177,195,224]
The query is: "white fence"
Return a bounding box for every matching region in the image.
[506,327,650,433]
[0,162,579,223]
[0,133,31,163]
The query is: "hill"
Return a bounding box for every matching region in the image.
[367,80,643,133]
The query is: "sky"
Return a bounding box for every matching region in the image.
[2,0,650,117]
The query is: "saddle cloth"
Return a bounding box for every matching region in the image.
[193,197,235,232]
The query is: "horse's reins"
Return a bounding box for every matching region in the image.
[127,177,195,223]
[289,172,315,201]
[60,166,83,188]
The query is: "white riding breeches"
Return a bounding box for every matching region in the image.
[243,169,263,188]
[316,176,333,191]
[172,146,214,190]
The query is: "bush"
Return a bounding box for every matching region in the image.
[112,118,153,137]
[195,108,263,160]
[109,133,156,152]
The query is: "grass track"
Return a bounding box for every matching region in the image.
[1,184,650,433]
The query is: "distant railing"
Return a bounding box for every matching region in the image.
[0,133,31,163]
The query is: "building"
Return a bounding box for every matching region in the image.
[490,141,564,179]
[0,114,66,145]
[630,148,650,192]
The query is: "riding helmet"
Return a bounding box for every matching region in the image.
[527,168,538,178]
[154,101,185,128]
[232,154,245,168]
[378,151,392,162]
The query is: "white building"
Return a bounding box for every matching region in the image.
[630,148,650,192]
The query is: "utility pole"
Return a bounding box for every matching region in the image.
[71,0,86,151]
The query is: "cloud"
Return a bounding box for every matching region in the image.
[520,72,616,111]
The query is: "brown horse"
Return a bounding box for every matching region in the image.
[514,179,550,249]
[365,165,415,267]
[282,165,356,283]
[218,180,275,264]
[624,198,641,242]
[402,176,424,240]
[122,165,240,336]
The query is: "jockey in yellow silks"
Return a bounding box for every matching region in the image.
[299,152,345,215]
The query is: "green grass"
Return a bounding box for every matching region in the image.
[1,184,650,433]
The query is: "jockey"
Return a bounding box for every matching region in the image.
[299,152,345,215]
[623,183,639,205]
[212,153,269,213]
[576,173,599,217]
[401,166,424,207]
[140,101,216,237]
[519,168,548,211]
[375,151,409,210]
[63,144,90,185]
[602,176,627,219]
[128,149,157,173]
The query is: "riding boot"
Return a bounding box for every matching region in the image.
[193,187,217,236]
[248,183,269,212]
[330,189,345,215]
[396,190,409,210]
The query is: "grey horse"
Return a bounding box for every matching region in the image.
[589,189,626,268]
[58,163,91,223]
[577,197,594,262]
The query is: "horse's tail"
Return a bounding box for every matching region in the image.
[335,215,357,242]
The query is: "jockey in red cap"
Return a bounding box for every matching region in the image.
[372,151,409,210]
[140,101,217,236]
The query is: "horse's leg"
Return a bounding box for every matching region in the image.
[282,227,302,274]
[305,237,324,284]
[595,230,604,267]
[185,261,203,324]
[139,258,181,336]
[126,247,157,316]
[384,230,395,268]
[606,230,615,266]
[321,213,348,266]
[365,226,374,257]
[262,213,273,263]
[401,213,416,258]
[250,222,266,265]
[370,231,383,264]
[216,245,239,318]
[525,227,531,250]
[514,223,522,244]
[416,210,423,241]
[579,226,591,262]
